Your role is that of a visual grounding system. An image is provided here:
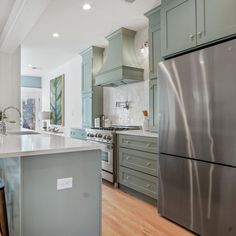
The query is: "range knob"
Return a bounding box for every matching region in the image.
[87,133,90,137]
[94,133,98,138]
[89,133,94,138]
[103,135,107,140]
[98,133,103,138]
[106,135,112,141]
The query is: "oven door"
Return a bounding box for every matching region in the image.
[101,144,113,173]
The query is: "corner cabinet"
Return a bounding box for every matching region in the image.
[80,46,104,128]
[145,6,161,132]
[161,0,236,57]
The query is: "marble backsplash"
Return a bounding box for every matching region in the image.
[103,81,149,126]
[103,27,150,126]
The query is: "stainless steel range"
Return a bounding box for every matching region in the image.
[86,126,139,184]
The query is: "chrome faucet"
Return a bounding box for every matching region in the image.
[0,106,22,135]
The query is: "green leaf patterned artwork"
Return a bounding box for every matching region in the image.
[50,75,65,125]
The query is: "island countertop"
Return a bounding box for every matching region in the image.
[0,131,103,158]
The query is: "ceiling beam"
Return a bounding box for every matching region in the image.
[0,0,53,53]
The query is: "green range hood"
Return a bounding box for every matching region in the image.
[95,28,144,87]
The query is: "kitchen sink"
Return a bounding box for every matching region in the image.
[8,131,41,135]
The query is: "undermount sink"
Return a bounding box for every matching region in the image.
[8,131,41,135]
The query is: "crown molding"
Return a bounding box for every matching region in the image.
[0,0,52,53]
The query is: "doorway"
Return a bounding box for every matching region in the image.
[21,87,42,131]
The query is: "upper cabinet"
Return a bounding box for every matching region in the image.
[161,0,196,57]
[145,6,161,79]
[145,6,161,132]
[196,0,236,45]
[161,0,236,57]
[81,51,92,93]
[80,46,104,128]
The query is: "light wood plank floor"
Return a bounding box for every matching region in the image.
[102,184,196,236]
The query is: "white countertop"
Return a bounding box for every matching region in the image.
[116,130,158,138]
[0,131,103,158]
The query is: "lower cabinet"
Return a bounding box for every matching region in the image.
[119,166,158,199]
[118,134,158,202]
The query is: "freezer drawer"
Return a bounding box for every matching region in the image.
[159,154,236,236]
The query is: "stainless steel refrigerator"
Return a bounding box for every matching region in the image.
[158,39,236,236]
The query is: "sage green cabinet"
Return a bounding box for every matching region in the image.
[145,6,161,79]
[161,0,236,57]
[161,0,197,57]
[145,6,161,132]
[118,134,158,201]
[149,79,158,132]
[196,0,236,45]
[82,92,92,128]
[81,53,92,93]
[80,46,104,128]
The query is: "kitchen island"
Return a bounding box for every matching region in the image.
[0,131,103,236]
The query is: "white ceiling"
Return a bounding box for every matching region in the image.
[21,0,161,76]
[0,0,15,35]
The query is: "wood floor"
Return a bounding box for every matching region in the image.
[102,184,196,236]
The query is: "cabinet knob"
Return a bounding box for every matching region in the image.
[189,34,195,41]
[146,184,151,188]
[146,143,151,147]
[126,176,130,180]
[125,140,130,144]
[146,162,151,166]
[126,156,131,160]
[198,32,203,38]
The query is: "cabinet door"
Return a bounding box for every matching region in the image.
[81,59,92,93]
[161,0,197,57]
[149,78,158,132]
[197,0,236,45]
[82,92,92,128]
[149,25,161,79]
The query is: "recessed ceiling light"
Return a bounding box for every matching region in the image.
[52,33,60,38]
[83,3,91,10]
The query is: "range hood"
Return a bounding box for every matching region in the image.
[95,28,144,87]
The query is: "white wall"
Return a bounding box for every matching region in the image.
[42,26,149,131]
[0,47,21,128]
[42,55,82,134]
[103,26,149,126]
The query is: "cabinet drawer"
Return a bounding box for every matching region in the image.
[119,148,158,176]
[119,166,158,199]
[70,128,87,140]
[119,135,158,154]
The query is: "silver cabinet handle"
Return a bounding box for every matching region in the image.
[125,140,130,144]
[146,184,151,188]
[146,143,151,147]
[198,31,203,38]
[189,34,195,41]
[146,162,151,166]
